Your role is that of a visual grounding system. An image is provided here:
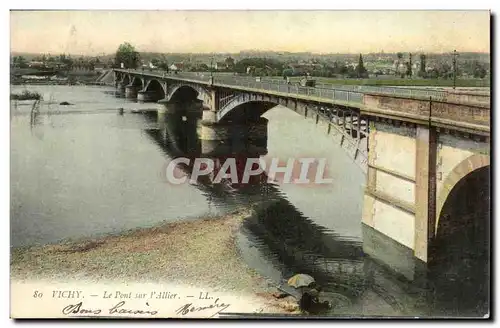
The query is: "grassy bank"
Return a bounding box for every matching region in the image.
[10,208,299,314]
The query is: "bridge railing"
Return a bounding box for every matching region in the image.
[255,76,487,102]
[212,75,364,104]
[116,69,486,106]
[215,74,455,101]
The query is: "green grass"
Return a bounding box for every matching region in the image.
[284,76,490,88]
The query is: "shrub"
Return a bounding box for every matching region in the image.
[11,90,43,101]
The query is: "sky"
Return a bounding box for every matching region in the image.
[10,10,490,55]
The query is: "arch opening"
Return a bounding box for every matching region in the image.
[122,74,130,86]
[170,86,199,103]
[218,100,366,140]
[131,77,143,88]
[429,165,490,316]
[144,79,165,101]
[219,101,278,123]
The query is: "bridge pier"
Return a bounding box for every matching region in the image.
[138,90,154,103]
[202,107,217,122]
[125,85,138,99]
[199,119,268,157]
[157,99,180,115]
[116,83,125,95]
[361,119,438,282]
[199,116,268,142]
[185,99,204,116]
[157,99,203,115]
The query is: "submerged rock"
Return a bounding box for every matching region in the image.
[59,101,73,105]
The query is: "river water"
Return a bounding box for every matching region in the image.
[10,85,488,318]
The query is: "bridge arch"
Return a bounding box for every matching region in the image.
[122,74,131,86]
[114,71,122,83]
[429,154,490,316]
[218,100,277,122]
[435,153,490,236]
[143,79,166,101]
[169,85,199,102]
[216,96,368,168]
[130,76,144,89]
[167,84,211,104]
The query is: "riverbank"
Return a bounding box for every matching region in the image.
[10,207,300,316]
[11,70,102,86]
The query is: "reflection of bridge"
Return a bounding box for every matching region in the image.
[142,113,368,297]
[142,112,439,315]
[113,68,490,283]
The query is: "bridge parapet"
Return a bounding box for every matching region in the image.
[116,69,488,106]
[362,93,490,136]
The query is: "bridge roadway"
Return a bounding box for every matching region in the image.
[114,68,490,138]
[115,69,490,105]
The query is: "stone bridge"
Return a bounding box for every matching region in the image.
[112,69,490,281]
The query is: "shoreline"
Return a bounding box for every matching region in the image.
[10,207,300,316]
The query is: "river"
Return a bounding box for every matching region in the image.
[10,85,488,318]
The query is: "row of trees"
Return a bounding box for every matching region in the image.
[416,53,488,79]
[417,58,488,79]
[11,53,104,71]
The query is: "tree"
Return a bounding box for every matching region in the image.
[473,62,487,78]
[419,54,427,77]
[438,63,452,79]
[428,68,439,79]
[196,63,208,71]
[339,64,349,77]
[13,56,27,68]
[151,58,160,67]
[156,55,169,71]
[114,42,140,69]
[224,57,235,69]
[282,68,294,77]
[406,53,413,77]
[396,52,403,76]
[58,54,73,71]
[356,54,368,78]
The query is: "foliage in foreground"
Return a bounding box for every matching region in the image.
[11,90,43,100]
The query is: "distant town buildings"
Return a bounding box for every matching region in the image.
[10,51,490,80]
[169,62,185,71]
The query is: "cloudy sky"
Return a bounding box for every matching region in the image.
[10,10,490,55]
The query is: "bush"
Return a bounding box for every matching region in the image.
[11,90,43,101]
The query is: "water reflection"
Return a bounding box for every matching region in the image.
[143,111,273,209]
[142,111,406,315]
[144,109,489,317]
